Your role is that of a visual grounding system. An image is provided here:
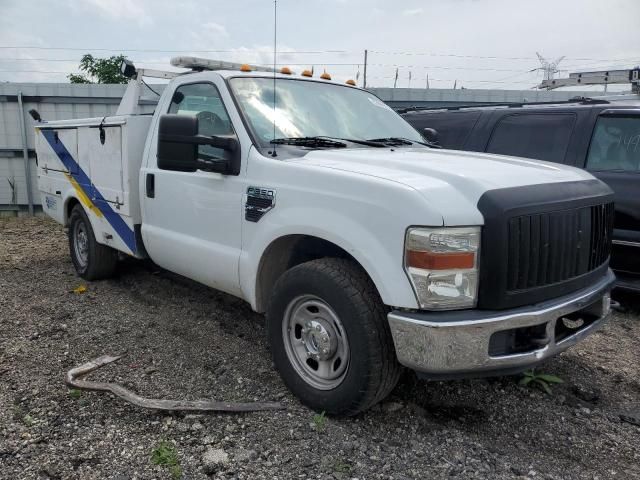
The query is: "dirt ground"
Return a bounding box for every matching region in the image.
[1,216,639,480]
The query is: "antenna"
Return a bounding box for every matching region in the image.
[271,0,278,157]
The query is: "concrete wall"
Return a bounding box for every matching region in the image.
[0,82,595,210]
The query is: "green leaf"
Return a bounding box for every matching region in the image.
[519,376,534,386]
[535,374,564,384]
[533,378,552,395]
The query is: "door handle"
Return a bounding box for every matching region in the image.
[146,173,155,198]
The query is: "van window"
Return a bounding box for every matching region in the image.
[586,115,640,172]
[403,111,481,149]
[168,83,234,160]
[486,113,576,163]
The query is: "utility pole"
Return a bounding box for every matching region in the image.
[362,49,368,89]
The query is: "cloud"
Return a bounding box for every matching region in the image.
[202,22,229,38]
[402,7,424,16]
[80,0,153,27]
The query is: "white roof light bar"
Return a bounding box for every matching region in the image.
[170,56,276,73]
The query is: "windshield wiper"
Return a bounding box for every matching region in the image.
[366,137,421,146]
[270,137,347,148]
[270,136,387,148]
[316,136,387,147]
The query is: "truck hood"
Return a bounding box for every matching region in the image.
[295,147,597,225]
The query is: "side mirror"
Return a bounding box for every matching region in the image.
[422,127,439,145]
[157,114,240,174]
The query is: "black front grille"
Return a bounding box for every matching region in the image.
[476,180,615,310]
[506,203,614,291]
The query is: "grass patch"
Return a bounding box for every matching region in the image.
[68,389,82,399]
[333,460,353,474]
[22,414,35,427]
[312,411,327,432]
[519,369,563,395]
[151,440,182,479]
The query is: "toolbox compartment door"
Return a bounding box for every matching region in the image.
[38,128,79,174]
[80,126,125,211]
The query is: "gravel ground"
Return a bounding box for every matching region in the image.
[1,216,639,480]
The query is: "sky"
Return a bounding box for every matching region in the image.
[1,0,639,91]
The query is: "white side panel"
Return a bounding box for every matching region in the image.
[122,116,152,224]
[83,126,126,214]
[39,129,78,174]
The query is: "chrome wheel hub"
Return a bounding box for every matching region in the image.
[301,318,338,361]
[282,295,350,390]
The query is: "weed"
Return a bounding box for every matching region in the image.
[333,460,353,474]
[151,440,182,479]
[22,414,34,427]
[519,369,563,394]
[312,411,327,432]
[68,389,82,399]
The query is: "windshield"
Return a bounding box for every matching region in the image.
[229,77,424,147]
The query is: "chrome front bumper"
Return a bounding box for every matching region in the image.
[388,270,615,378]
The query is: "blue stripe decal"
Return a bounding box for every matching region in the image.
[41,129,137,254]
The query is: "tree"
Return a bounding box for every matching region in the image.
[68,54,129,84]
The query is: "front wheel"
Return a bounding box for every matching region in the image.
[68,204,118,280]
[266,258,401,416]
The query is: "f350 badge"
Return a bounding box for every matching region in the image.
[245,186,276,222]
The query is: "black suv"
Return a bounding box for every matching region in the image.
[402,96,640,290]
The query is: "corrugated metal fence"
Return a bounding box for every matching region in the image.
[0,83,593,212]
[0,83,158,213]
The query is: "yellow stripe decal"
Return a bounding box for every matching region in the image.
[64,172,103,218]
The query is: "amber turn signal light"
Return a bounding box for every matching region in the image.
[406,250,475,270]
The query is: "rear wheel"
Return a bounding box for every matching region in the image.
[266,258,401,416]
[68,204,118,280]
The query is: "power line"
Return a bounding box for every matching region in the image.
[0,68,538,85]
[0,58,538,72]
[2,46,638,64]
[0,46,350,54]
[369,50,640,63]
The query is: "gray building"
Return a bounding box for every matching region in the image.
[0,83,594,213]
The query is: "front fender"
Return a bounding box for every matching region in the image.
[239,205,420,311]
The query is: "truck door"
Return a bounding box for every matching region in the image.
[585,110,640,278]
[140,80,244,297]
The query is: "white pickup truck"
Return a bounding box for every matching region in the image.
[36,57,615,415]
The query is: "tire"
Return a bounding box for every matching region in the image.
[68,204,118,280]
[266,258,402,416]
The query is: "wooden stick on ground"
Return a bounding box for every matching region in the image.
[65,355,285,413]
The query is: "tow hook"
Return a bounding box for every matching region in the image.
[65,355,285,413]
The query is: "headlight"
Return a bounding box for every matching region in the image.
[404,227,480,310]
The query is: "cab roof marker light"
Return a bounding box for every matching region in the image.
[301,69,313,77]
[240,64,252,72]
[320,71,331,80]
[280,67,293,75]
[345,79,356,86]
